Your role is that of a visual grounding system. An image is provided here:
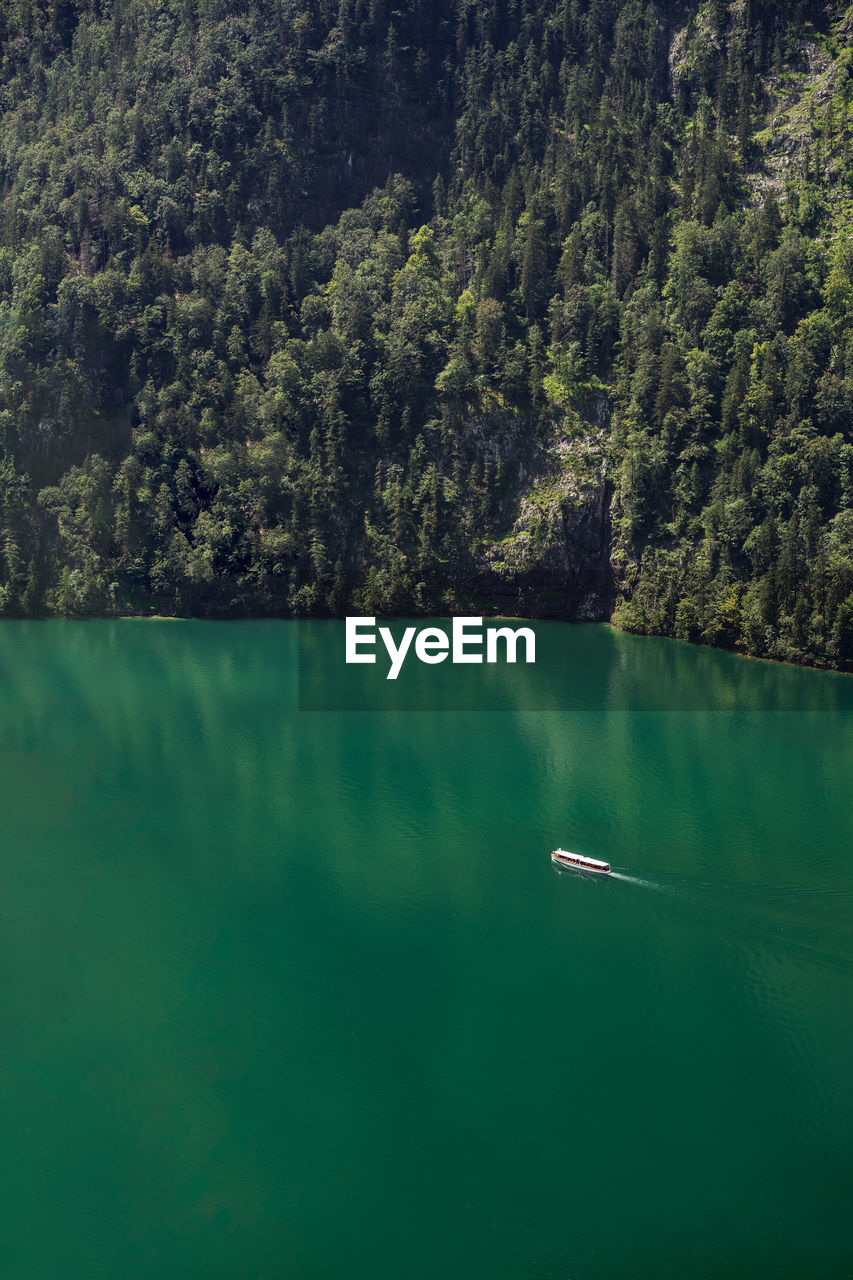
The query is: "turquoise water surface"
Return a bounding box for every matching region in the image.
[0,620,850,1278]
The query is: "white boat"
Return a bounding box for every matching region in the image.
[551,848,611,875]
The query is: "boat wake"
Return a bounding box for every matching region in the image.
[604,866,853,977]
[608,871,673,892]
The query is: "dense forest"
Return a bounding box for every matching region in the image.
[1,0,853,667]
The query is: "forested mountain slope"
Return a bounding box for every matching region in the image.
[1,0,853,667]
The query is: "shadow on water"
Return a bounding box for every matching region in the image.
[299,618,853,712]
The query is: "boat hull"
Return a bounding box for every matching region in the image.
[551,851,611,875]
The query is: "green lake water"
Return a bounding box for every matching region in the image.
[0,619,851,1278]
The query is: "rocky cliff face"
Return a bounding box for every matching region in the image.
[749,23,853,229]
[476,413,613,620]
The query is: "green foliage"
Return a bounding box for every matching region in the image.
[0,0,851,669]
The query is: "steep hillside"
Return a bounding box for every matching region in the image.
[0,0,852,668]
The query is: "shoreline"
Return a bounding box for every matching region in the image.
[1,612,849,678]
